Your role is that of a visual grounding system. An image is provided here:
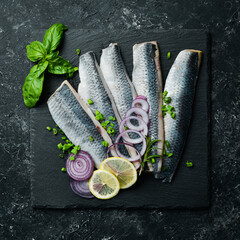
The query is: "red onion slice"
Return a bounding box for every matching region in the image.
[66,150,94,181]
[120,116,148,136]
[131,98,150,113]
[116,129,145,144]
[135,95,147,100]
[115,130,147,161]
[70,178,94,198]
[125,107,149,125]
[106,142,141,169]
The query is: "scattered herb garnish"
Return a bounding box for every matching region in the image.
[70,156,75,161]
[58,143,63,150]
[46,126,52,131]
[167,52,171,59]
[101,120,110,129]
[62,136,66,140]
[107,126,115,136]
[95,110,105,121]
[76,49,81,55]
[88,99,94,105]
[186,161,193,167]
[23,23,78,108]
[89,136,94,142]
[53,128,58,135]
[59,154,64,158]
[101,141,109,147]
[162,91,176,119]
[61,167,67,172]
[71,145,80,155]
[108,116,115,121]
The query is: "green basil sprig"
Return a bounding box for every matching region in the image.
[23,23,78,108]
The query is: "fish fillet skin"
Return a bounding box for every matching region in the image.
[160,49,202,182]
[132,41,164,175]
[78,51,121,141]
[100,43,137,120]
[47,80,114,169]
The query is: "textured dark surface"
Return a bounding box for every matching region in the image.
[0,0,239,239]
[31,29,209,209]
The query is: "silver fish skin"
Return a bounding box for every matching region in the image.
[78,51,121,141]
[47,80,114,169]
[100,43,137,120]
[132,42,164,176]
[160,49,202,182]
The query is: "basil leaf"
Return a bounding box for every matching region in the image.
[47,56,78,78]
[46,51,59,60]
[22,61,48,108]
[26,41,47,62]
[43,23,68,53]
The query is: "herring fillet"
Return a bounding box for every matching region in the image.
[78,51,121,141]
[132,42,164,176]
[100,43,137,119]
[47,80,114,169]
[160,50,202,183]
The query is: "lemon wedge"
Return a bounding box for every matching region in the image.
[100,157,137,189]
[89,169,120,199]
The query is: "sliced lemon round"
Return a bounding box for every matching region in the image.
[100,157,137,189]
[89,169,120,199]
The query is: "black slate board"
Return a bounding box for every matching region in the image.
[30,29,210,209]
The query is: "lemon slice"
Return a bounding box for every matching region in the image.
[100,157,137,189]
[89,169,120,199]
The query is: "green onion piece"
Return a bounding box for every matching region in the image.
[59,129,64,134]
[124,126,129,130]
[59,154,64,158]
[62,136,66,140]
[186,161,193,167]
[165,140,171,150]
[63,143,73,151]
[151,158,155,163]
[168,153,173,157]
[89,136,94,142]
[108,116,116,121]
[46,126,52,131]
[56,124,58,127]
[101,141,109,147]
[88,99,94,105]
[76,49,81,55]
[57,143,63,150]
[163,91,168,97]
[53,128,58,135]
[171,113,176,119]
[61,167,67,172]
[167,52,171,59]
[70,156,75,161]
[107,126,115,135]
[110,123,114,127]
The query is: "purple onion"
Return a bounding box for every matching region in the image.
[66,150,94,181]
[124,107,149,125]
[70,178,94,198]
[131,97,150,113]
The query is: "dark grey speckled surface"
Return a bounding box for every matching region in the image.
[0,0,239,239]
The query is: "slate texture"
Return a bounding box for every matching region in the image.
[0,0,239,239]
[30,29,210,209]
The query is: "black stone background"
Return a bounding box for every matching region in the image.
[0,0,239,239]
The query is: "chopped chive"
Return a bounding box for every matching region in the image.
[101,141,109,147]
[110,122,114,127]
[53,128,58,135]
[57,143,63,150]
[168,153,173,157]
[171,113,176,119]
[66,140,71,143]
[108,116,116,121]
[46,126,52,131]
[151,158,155,163]
[89,136,94,142]
[62,136,66,140]
[76,49,80,55]
[167,52,171,59]
[62,143,73,151]
[124,126,128,130]
[70,156,75,161]
[59,154,64,158]
[61,167,67,172]
[88,99,94,105]
[186,161,193,167]
[107,126,115,135]
[163,91,168,97]
[59,129,64,134]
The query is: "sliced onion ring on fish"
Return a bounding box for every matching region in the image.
[66,150,94,181]
[115,130,147,160]
[135,95,147,100]
[70,178,94,198]
[124,107,149,125]
[117,129,145,144]
[131,97,150,113]
[106,142,142,169]
[120,116,148,136]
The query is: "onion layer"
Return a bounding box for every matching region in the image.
[131,98,150,113]
[120,116,148,136]
[124,107,149,125]
[66,150,94,181]
[70,178,94,198]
